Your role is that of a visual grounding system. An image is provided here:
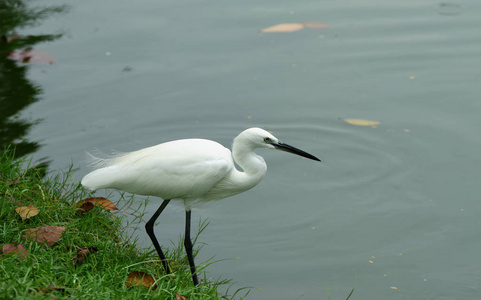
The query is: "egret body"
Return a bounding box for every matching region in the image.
[81,128,320,285]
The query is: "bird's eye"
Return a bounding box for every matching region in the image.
[264,137,271,143]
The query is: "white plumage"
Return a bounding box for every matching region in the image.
[82,139,233,208]
[81,127,320,285]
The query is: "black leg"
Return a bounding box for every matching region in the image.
[145,199,171,274]
[184,209,199,285]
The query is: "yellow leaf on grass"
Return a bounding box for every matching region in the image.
[261,23,305,33]
[344,119,380,126]
[125,271,156,290]
[15,205,40,221]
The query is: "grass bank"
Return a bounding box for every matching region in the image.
[0,150,246,299]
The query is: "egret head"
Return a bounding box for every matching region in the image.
[237,128,321,162]
[239,127,279,149]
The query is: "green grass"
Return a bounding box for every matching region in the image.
[0,149,248,299]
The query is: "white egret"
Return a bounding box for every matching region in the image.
[81,127,320,285]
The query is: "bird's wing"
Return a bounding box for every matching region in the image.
[81,139,232,200]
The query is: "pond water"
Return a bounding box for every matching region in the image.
[4,0,481,299]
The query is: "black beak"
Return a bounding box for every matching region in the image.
[272,141,321,162]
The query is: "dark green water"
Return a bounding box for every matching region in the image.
[2,0,481,298]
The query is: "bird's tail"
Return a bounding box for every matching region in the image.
[81,166,120,191]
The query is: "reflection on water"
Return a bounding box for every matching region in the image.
[0,1,65,171]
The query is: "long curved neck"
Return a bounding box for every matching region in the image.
[231,137,267,190]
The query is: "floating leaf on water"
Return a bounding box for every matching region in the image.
[302,22,330,29]
[7,49,56,64]
[15,205,40,221]
[390,286,398,290]
[261,23,305,33]
[125,271,156,290]
[343,119,380,126]
[23,225,66,246]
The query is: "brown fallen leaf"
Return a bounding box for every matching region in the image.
[125,271,156,290]
[261,23,305,33]
[15,205,40,221]
[2,243,29,260]
[3,178,21,186]
[76,197,117,211]
[34,284,66,298]
[34,288,55,298]
[70,246,98,266]
[6,195,23,206]
[302,22,330,29]
[176,293,188,300]
[7,49,56,64]
[23,225,66,246]
[76,201,95,213]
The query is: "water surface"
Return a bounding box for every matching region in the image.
[8,0,481,298]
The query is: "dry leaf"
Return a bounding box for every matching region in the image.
[125,271,156,290]
[176,293,188,300]
[343,119,380,127]
[15,205,40,221]
[23,225,66,246]
[47,284,64,291]
[390,286,398,290]
[76,202,94,213]
[302,22,330,29]
[7,195,23,206]
[2,243,29,260]
[70,246,98,266]
[76,197,117,211]
[34,284,66,297]
[4,178,20,186]
[261,23,305,33]
[7,49,56,64]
